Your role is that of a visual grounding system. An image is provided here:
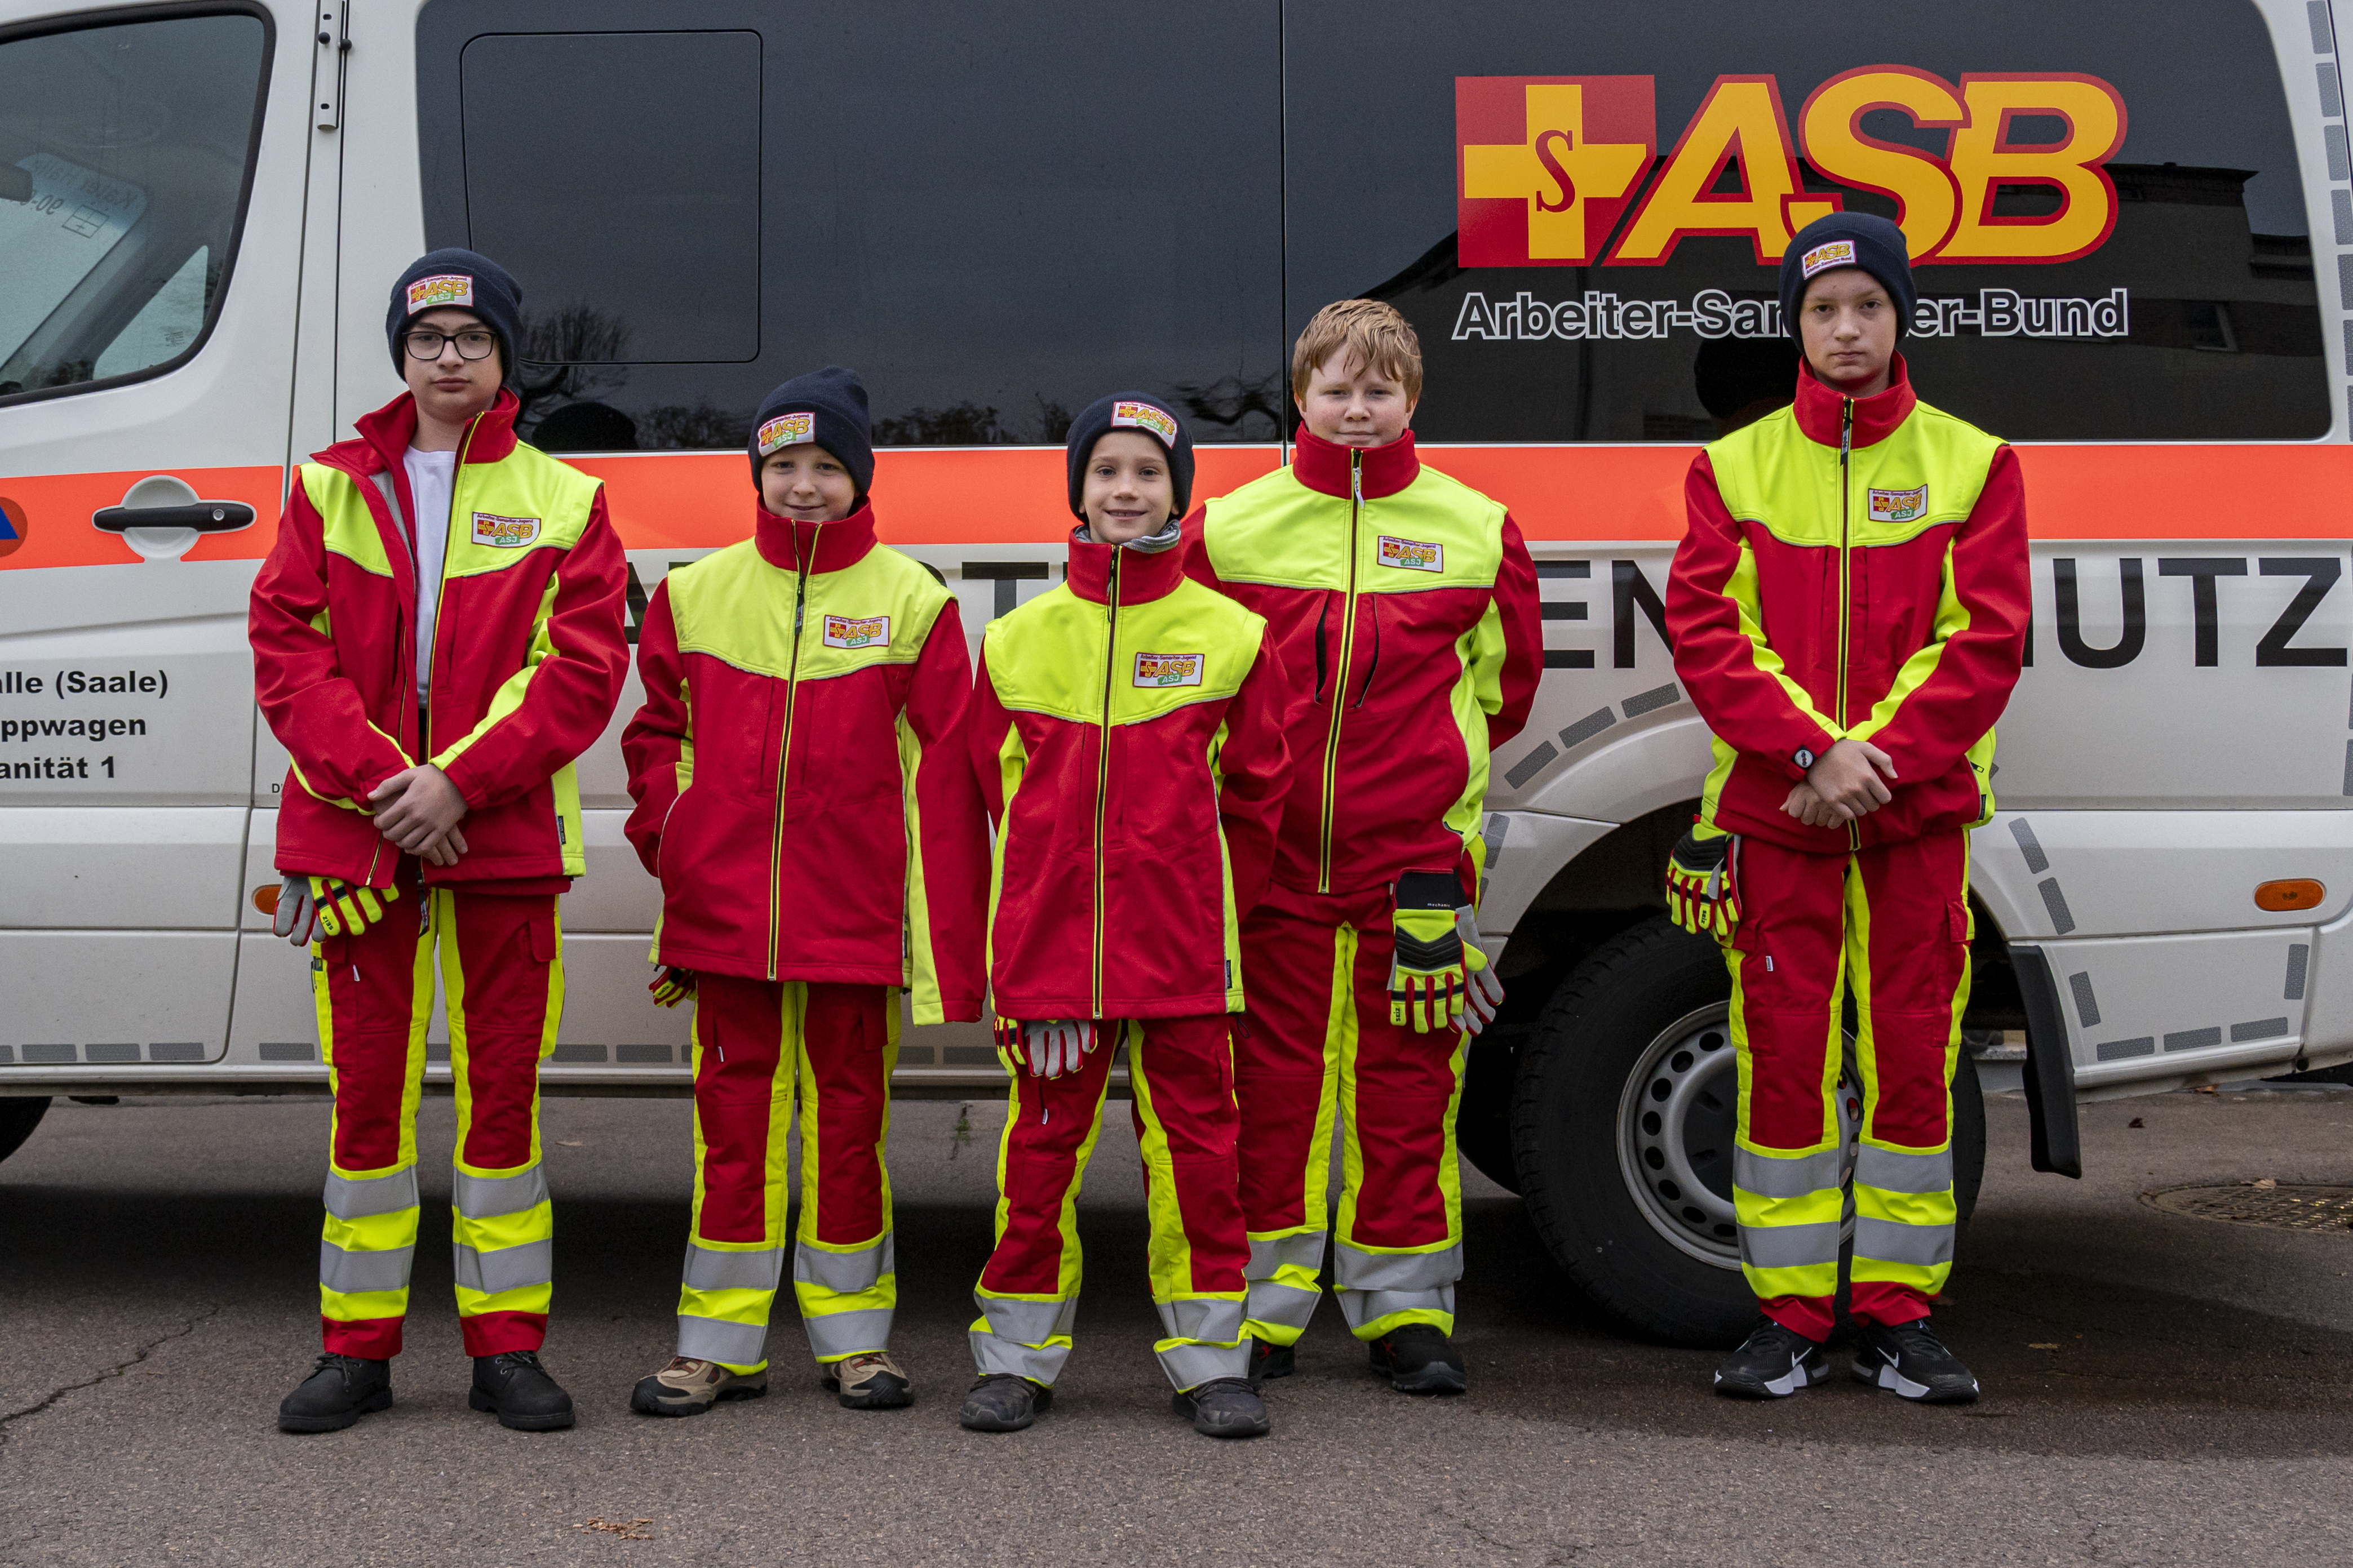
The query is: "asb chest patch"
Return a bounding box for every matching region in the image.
[1867,485,1929,524]
[822,614,890,650]
[757,411,814,454]
[1378,535,1444,572]
[1133,651,1203,688]
[470,511,541,548]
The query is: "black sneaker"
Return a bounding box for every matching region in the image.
[959,1373,1051,1432]
[1367,1324,1466,1394]
[469,1350,577,1431]
[1851,1317,1980,1405]
[277,1353,392,1433]
[1713,1318,1829,1399]
[1247,1337,1296,1385]
[1172,1376,1271,1438]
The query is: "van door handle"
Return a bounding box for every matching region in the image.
[91,501,255,533]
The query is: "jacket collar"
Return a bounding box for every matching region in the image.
[1291,424,1421,500]
[754,499,880,574]
[343,386,522,476]
[1066,526,1186,606]
[1790,352,1917,448]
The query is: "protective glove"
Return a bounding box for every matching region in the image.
[1457,908,1505,1037]
[273,874,398,945]
[649,966,697,1009]
[1664,825,1740,941]
[1389,870,1486,1034]
[991,1018,1096,1079]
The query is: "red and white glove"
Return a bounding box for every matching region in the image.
[992,1018,1096,1078]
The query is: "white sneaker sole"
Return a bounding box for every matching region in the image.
[1714,1356,1826,1398]
[1855,1353,1979,1404]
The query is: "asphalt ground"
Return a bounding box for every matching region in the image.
[3,1083,2351,1566]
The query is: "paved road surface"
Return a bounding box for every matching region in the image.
[3,1085,2350,1565]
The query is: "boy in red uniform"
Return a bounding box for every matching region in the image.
[254,249,631,1434]
[1665,214,2028,1405]
[622,367,987,1415]
[1184,300,1543,1394]
[959,394,1292,1438]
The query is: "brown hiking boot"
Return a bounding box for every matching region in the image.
[823,1351,912,1409]
[629,1356,769,1417]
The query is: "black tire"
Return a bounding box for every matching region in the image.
[1510,916,1986,1347]
[0,1096,50,1165]
[1457,1037,1521,1194]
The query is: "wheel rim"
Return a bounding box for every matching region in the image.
[1613,1002,1861,1271]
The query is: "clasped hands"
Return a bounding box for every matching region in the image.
[1782,738,1899,829]
[369,763,470,865]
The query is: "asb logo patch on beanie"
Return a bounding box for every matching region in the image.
[757,411,814,455]
[407,274,475,313]
[1111,401,1179,448]
[1800,239,1856,279]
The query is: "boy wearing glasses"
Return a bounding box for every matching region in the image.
[251,248,630,1434]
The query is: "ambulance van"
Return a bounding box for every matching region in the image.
[3,0,2349,1343]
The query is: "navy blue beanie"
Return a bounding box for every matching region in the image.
[387,249,524,382]
[1779,212,1916,340]
[750,367,874,499]
[1065,392,1194,522]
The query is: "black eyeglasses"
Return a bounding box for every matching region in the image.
[404,328,499,361]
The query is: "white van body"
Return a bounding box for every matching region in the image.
[3,0,2347,1338]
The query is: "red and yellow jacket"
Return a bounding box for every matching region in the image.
[1182,428,1543,899]
[249,389,629,892]
[622,502,987,1023]
[971,533,1292,1021]
[1667,356,2030,852]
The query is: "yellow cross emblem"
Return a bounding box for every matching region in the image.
[1461,84,1651,263]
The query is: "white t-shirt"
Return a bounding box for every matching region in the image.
[404,446,457,704]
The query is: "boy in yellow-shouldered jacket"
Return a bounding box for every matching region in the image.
[621,367,989,1416]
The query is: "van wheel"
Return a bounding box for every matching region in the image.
[0,1097,51,1165]
[1457,1037,1521,1195]
[1510,917,1984,1348]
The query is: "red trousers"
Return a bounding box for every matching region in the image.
[312,860,561,1358]
[1730,831,1970,1341]
[1234,882,1468,1344]
[676,977,898,1370]
[971,1014,1249,1389]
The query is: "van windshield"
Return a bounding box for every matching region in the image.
[0,12,265,402]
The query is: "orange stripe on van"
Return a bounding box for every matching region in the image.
[6,442,2349,568]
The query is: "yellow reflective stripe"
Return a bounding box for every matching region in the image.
[1849,536,1969,747]
[1854,1182,1957,1230]
[454,1280,552,1317]
[899,711,943,1023]
[321,1286,410,1323]
[324,1207,416,1255]
[1744,1260,1842,1299]
[679,1283,777,1328]
[453,1201,552,1255]
[1733,1184,1844,1231]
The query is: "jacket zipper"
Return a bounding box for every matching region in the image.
[1315,449,1364,894]
[421,413,480,768]
[1092,550,1122,1016]
[767,532,814,980]
[1837,398,1859,851]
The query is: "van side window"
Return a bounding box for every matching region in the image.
[0,11,268,406]
[418,3,1284,453]
[1287,0,2332,442]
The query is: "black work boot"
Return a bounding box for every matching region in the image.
[469,1349,577,1431]
[1851,1316,1980,1405]
[958,1373,1051,1432]
[1247,1336,1295,1385]
[1367,1324,1467,1394]
[277,1353,392,1433]
[1713,1317,1829,1399]
[1172,1376,1271,1438]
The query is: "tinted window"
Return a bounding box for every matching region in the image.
[420,2,1284,451]
[1286,0,2330,441]
[0,11,268,403]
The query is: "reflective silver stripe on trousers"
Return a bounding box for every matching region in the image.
[1333,1242,1461,1293]
[794,1234,893,1294]
[1156,1297,1246,1347]
[1738,1220,1844,1271]
[1734,1145,1846,1200]
[971,1327,1070,1385]
[324,1165,420,1220]
[1157,1338,1251,1391]
[319,1240,413,1294]
[1854,1217,1954,1268]
[803,1305,893,1360]
[452,1238,552,1295]
[1853,1145,1953,1196]
[1246,1231,1327,1278]
[1338,1284,1456,1333]
[975,1293,1078,1347]
[677,1312,770,1366]
[685,1244,785,1292]
[1243,1280,1320,1330]
[453,1165,550,1218]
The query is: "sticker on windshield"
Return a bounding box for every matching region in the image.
[0,155,148,367]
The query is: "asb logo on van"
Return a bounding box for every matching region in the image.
[822,614,889,650]
[1133,652,1203,688]
[469,511,541,548]
[406,273,475,312]
[1457,68,2126,268]
[0,499,26,559]
[1868,486,1929,524]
